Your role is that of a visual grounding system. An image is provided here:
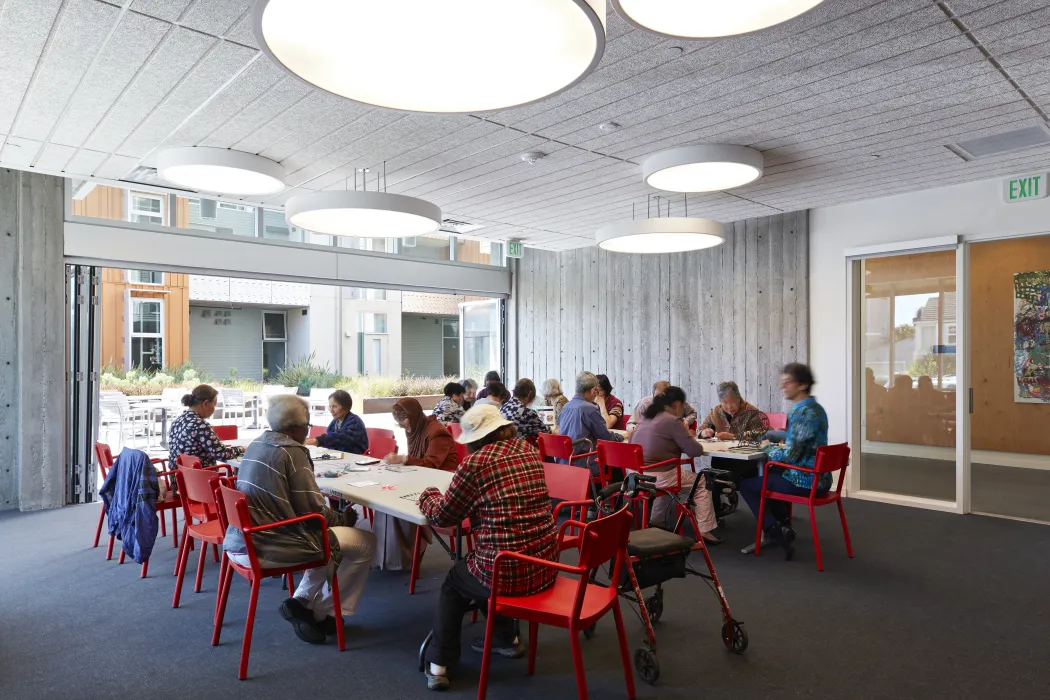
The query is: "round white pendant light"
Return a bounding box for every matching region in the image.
[642,145,763,193]
[285,190,441,238]
[253,0,607,114]
[596,217,725,254]
[612,0,825,39]
[156,147,285,195]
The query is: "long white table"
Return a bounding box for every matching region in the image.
[699,440,768,462]
[225,443,452,526]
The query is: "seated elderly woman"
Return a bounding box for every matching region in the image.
[540,378,569,423]
[372,397,458,571]
[432,382,466,425]
[167,384,244,471]
[459,378,478,411]
[304,389,368,454]
[499,378,552,440]
[224,394,376,644]
[698,381,767,440]
[474,381,509,408]
[629,386,719,543]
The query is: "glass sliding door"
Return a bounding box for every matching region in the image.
[856,250,959,504]
[459,299,501,381]
[969,235,1050,522]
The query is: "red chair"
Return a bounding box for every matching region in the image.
[447,423,463,441]
[595,441,690,530]
[94,442,179,559]
[545,462,592,552]
[764,413,788,431]
[309,425,327,439]
[537,433,598,497]
[172,467,229,609]
[478,508,636,700]
[754,443,853,571]
[365,427,397,458]
[213,485,346,679]
[174,454,234,573]
[212,424,239,441]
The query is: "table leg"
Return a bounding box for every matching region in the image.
[160,407,169,449]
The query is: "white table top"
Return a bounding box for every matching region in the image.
[700,440,768,461]
[224,443,451,526]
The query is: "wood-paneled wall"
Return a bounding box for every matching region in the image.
[512,211,809,414]
[99,268,190,369]
[0,169,66,511]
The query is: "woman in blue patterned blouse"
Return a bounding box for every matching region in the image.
[739,363,829,560]
[304,390,369,454]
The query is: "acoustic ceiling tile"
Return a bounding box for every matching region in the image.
[224,13,258,48]
[240,92,369,159]
[199,76,312,149]
[0,0,64,134]
[64,148,109,176]
[130,0,193,23]
[50,9,171,147]
[1,137,42,168]
[90,152,140,180]
[180,0,253,37]
[83,26,214,153]
[34,142,76,171]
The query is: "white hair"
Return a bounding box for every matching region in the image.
[540,378,563,398]
[267,394,310,434]
[575,371,598,395]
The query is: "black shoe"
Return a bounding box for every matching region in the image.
[425,668,450,691]
[777,525,797,561]
[470,636,525,658]
[320,615,346,636]
[279,597,325,645]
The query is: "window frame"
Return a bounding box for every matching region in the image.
[359,311,388,334]
[126,191,166,227]
[126,297,165,371]
[124,269,164,286]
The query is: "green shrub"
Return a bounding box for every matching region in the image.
[274,353,340,395]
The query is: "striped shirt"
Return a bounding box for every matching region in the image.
[224,431,352,565]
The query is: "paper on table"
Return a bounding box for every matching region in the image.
[349,480,379,487]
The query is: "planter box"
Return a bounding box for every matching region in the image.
[363,394,442,414]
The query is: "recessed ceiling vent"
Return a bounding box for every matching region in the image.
[440,218,484,234]
[951,125,1050,160]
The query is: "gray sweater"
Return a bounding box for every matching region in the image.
[224,431,352,565]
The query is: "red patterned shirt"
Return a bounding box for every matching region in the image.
[418,438,558,596]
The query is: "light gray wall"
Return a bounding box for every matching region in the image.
[402,313,452,377]
[0,169,66,511]
[286,307,311,369]
[512,211,809,415]
[189,306,264,382]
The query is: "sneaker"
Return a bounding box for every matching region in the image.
[320,616,344,637]
[279,597,326,645]
[425,669,450,691]
[470,636,526,658]
[740,533,772,554]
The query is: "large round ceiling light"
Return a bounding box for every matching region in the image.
[285,191,442,238]
[596,217,725,254]
[156,147,285,195]
[613,0,825,39]
[253,0,607,114]
[642,145,763,193]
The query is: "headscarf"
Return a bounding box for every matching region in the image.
[394,397,431,460]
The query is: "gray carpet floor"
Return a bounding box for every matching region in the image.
[1,498,1048,700]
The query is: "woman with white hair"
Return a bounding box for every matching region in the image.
[540,378,568,423]
[224,394,376,644]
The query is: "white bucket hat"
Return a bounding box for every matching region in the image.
[455,404,512,444]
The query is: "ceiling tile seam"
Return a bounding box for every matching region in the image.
[29,0,136,171]
[366,120,518,185]
[191,73,291,147]
[567,29,975,158]
[64,19,185,177]
[134,51,264,167]
[575,40,983,155]
[526,3,945,145]
[0,0,75,157]
[227,78,318,154]
[465,116,639,167]
[93,1,258,51]
[108,34,236,176]
[503,0,928,135]
[936,0,1050,122]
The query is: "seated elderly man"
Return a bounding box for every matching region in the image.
[628,380,698,429]
[558,371,624,475]
[224,394,376,644]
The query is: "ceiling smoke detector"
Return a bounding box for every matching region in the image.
[520,151,547,165]
[598,121,621,132]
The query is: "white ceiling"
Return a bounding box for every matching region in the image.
[3,0,1050,250]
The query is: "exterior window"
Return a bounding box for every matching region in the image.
[126,270,164,285]
[262,312,287,380]
[359,312,387,334]
[130,299,163,371]
[947,324,957,345]
[349,287,387,301]
[372,338,383,375]
[443,318,459,376]
[128,192,165,226]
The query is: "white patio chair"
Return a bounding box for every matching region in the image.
[308,388,335,421]
[217,388,248,426]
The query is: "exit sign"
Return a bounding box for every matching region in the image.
[507,240,524,258]
[1004,173,1047,202]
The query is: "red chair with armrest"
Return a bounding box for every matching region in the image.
[95,442,179,560]
[212,424,238,441]
[537,433,598,496]
[545,462,592,552]
[595,441,691,532]
[753,443,853,571]
[172,467,230,609]
[308,425,326,439]
[764,413,788,431]
[478,508,636,700]
[212,485,346,679]
[365,427,397,458]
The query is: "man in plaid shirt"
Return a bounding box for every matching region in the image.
[417,404,558,691]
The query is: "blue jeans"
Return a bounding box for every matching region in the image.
[739,469,828,531]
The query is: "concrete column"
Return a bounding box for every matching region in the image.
[0,168,66,511]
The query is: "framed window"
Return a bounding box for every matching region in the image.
[372,338,383,375]
[129,299,164,371]
[125,269,164,285]
[947,324,957,345]
[127,192,165,226]
[359,312,387,333]
[348,287,387,301]
[262,312,287,380]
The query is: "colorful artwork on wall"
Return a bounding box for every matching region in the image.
[1014,270,1050,403]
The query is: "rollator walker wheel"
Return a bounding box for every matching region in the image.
[644,593,664,623]
[721,620,748,654]
[633,648,660,685]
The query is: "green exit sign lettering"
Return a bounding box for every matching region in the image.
[1004,173,1047,203]
[507,240,524,258]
